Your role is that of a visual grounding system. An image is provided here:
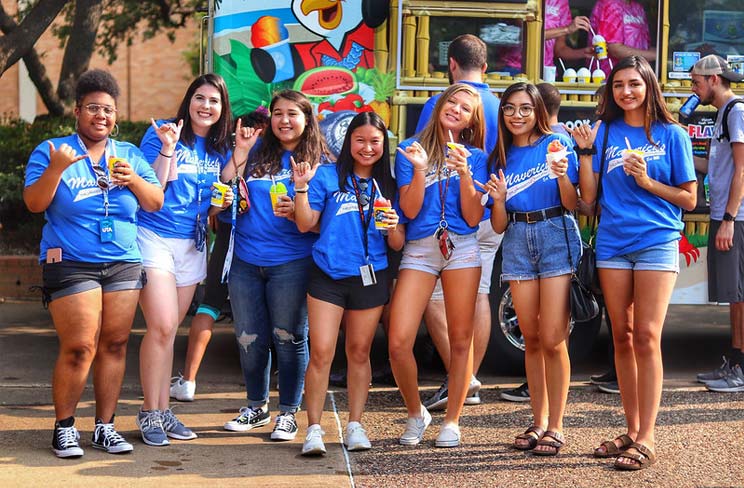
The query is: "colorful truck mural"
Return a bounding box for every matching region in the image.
[208,0,395,129]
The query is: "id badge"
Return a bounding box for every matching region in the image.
[360,264,377,287]
[195,220,207,252]
[436,228,455,260]
[99,217,115,242]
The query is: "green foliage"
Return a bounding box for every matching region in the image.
[0,117,150,253]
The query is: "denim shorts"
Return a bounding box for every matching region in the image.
[501,214,581,281]
[399,231,481,276]
[597,239,679,273]
[42,260,145,304]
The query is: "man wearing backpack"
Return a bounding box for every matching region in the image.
[691,55,744,392]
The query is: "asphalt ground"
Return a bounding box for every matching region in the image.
[1,301,743,487]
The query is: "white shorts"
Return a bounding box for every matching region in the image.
[137,226,207,287]
[431,220,502,299]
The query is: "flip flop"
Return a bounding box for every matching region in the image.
[513,425,545,451]
[614,442,656,470]
[593,434,634,458]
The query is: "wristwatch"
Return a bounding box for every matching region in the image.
[723,212,736,222]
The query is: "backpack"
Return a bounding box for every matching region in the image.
[717,98,744,143]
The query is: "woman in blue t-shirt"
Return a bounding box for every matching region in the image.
[219,90,329,442]
[292,112,404,455]
[481,82,580,457]
[23,69,163,458]
[135,74,234,446]
[573,56,696,470]
[389,83,488,448]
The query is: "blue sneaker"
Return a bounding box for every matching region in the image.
[136,409,169,446]
[162,409,197,440]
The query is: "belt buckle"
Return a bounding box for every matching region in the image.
[526,211,537,224]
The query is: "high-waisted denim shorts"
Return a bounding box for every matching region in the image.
[501,214,581,281]
[597,239,679,273]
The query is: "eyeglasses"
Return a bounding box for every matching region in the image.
[357,179,370,207]
[83,103,117,117]
[502,104,534,117]
[92,164,109,190]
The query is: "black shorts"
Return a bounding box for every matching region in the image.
[386,246,403,281]
[197,219,232,318]
[307,261,390,310]
[42,260,145,305]
[708,219,744,303]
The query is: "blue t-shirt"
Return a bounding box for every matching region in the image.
[395,137,488,240]
[137,122,229,239]
[503,133,579,212]
[309,164,389,279]
[233,147,317,266]
[593,120,695,260]
[24,134,161,263]
[415,81,501,154]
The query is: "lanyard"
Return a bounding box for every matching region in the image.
[437,162,451,229]
[76,134,113,217]
[350,175,376,262]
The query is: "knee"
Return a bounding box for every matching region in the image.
[387,338,411,363]
[522,329,541,352]
[273,326,307,349]
[235,331,260,354]
[613,329,634,352]
[632,326,660,356]
[346,343,371,365]
[61,342,96,368]
[308,345,335,370]
[540,337,567,358]
[100,335,129,357]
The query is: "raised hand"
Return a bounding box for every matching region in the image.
[151,118,183,153]
[569,120,602,150]
[396,141,429,171]
[234,117,262,153]
[48,141,88,172]
[569,15,591,34]
[475,169,507,202]
[290,156,318,187]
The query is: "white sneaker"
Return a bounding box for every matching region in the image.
[435,422,461,448]
[465,376,482,405]
[170,374,196,402]
[344,422,371,451]
[399,405,431,446]
[301,424,326,456]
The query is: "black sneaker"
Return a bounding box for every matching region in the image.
[500,382,530,402]
[223,405,271,432]
[423,380,448,411]
[52,418,84,458]
[590,370,617,384]
[270,411,298,441]
[92,417,133,454]
[597,381,620,394]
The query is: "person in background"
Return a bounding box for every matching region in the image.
[574,55,696,470]
[136,74,234,446]
[590,0,656,76]
[220,89,329,442]
[415,33,502,412]
[690,55,744,393]
[23,69,163,458]
[293,112,404,455]
[170,107,270,402]
[481,82,579,457]
[390,83,487,448]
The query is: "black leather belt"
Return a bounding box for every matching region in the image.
[508,206,565,224]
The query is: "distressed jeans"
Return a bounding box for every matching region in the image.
[228,256,310,413]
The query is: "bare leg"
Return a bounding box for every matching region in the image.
[183,312,215,381]
[345,306,385,423]
[472,293,491,375]
[423,297,450,370]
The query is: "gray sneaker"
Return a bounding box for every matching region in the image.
[423,380,448,411]
[136,409,169,446]
[162,409,197,440]
[697,356,731,384]
[706,364,744,393]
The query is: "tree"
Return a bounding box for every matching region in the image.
[0,0,205,116]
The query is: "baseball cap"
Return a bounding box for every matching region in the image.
[691,55,744,82]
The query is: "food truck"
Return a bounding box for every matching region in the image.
[206,0,743,371]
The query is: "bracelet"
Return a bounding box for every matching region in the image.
[159,150,174,158]
[295,187,309,193]
[573,145,597,156]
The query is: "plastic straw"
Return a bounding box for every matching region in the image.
[558,58,567,72]
[448,129,455,143]
[625,137,632,150]
[589,25,596,37]
[588,57,594,72]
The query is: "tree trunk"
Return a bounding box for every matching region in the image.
[57,0,105,104]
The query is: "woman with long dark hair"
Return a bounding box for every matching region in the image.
[573,55,696,469]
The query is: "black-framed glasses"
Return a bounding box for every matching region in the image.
[92,164,109,190]
[502,104,534,117]
[357,179,370,206]
[83,103,117,117]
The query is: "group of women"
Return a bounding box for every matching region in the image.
[27,54,694,471]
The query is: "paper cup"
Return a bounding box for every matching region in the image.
[211,182,230,207]
[270,190,287,211]
[374,205,392,230]
[543,65,556,83]
[108,157,125,175]
[546,149,568,179]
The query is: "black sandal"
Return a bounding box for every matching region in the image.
[532,430,565,456]
[513,425,545,451]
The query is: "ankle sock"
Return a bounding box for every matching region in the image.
[57,416,74,428]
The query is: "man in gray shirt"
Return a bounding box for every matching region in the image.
[691,54,744,392]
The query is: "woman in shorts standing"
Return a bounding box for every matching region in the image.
[23,69,163,457]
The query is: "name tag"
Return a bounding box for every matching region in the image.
[359,264,377,287]
[100,217,115,242]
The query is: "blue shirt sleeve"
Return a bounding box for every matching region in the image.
[395,139,415,189]
[668,124,696,186]
[415,96,439,134]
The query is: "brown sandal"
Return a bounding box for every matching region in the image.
[513,425,545,451]
[593,434,634,458]
[614,443,656,471]
[532,430,565,456]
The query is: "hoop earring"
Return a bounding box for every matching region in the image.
[74,119,79,133]
[110,123,120,138]
[461,127,473,143]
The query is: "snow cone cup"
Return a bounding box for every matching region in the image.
[270,182,287,212]
[210,182,230,207]
[563,68,577,83]
[108,157,125,176]
[546,140,568,179]
[621,149,644,175]
[577,67,591,84]
[373,199,392,230]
